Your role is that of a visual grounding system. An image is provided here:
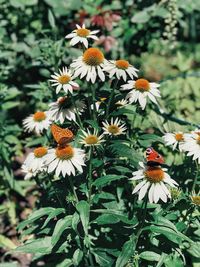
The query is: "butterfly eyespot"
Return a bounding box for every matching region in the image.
[156,155,161,159]
[146,148,152,154]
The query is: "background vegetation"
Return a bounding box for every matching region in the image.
[0,0,200,266]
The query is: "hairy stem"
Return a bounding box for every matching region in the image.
[106,79,118,118]
[192,160,199,192]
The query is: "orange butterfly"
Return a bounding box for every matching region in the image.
[51,124,74,146]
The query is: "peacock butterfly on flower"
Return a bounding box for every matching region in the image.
[145,147,164,166]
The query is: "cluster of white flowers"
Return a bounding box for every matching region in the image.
[163,129,200,164]
[21,24,180,205]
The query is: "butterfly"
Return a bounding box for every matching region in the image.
[145,147,164,166]
[51,124,74,146]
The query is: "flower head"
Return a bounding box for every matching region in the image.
[121,78,161,110]
[102,118,127,136]
[115,99,129,109]
[163,132,185,151]
[79,129,105,147]
[45,145,85,177]
[21,164,40,180]
[191,191,200,206]
[24,147,48,172]
[23,111,52,134]
[104,59,138,81]
[50,67,79,94]
[71,47,106,83]
[182,130,200,163]
[65,24,99,48]
[130,162,178,203]
[48,96,85,124]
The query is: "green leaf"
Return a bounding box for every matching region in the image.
[17,208,55,231]
[73,248,83,266]
[41,208,65,228]
[15,237,52,254]
[2,101,20,110]
[56,259,73,267]
[93,175,124,187]
[131,10,150,23]
[187,241,200,258]
[0,234,17,249]
[115,238,135,267]
[92,251,114,266]
[76,201,90,235]
[48,9,56,28]
[0,263,18,267]
[51,215,72,246]
[95,214,120,225]
[139,251,161,262]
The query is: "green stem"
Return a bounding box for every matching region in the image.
[106,79,118,118]
[71,96,84,129]
[134,196,148,249]
[47,175,65,211]
[68,176,79,203]
[91,85,97,121]
[88,147,93,204]
[192,160,199,192]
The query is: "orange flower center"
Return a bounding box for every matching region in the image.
[83,48,104,66]
[175,133,184,142]
[58,75,71,84]
[34,147,47,158]
[196,135,200,145]
[115,59,129,70]
[33,112,46,122]
[145,167,164,183]
[76,28,90,37]
[108,125,119,134]
[191,196,200,206]
[85,135,98,145]
[135,79,150,91]
[56,145,74,160]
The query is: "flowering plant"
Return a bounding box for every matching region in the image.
[16,24,200,267]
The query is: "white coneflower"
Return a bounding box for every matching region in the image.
[23,111,52,134]
[115,99,129,108]
[79,129,105,147]
[121,78,161,110]
[24,147,48,172]
[130,162,178,203]
[45,145,85,177]
[71,47,107,83]
[182,130,200,164]
[50,67,79,94]
[102,117,127,136]
[103,59,138,81]
[21,164,41,180]
[48,96,85,124]
[65,24,99,48]
[163,132,185,151]
[191,191,200,206]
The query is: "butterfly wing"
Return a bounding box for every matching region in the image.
[51,124,74,145]
[145,147,164,166]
